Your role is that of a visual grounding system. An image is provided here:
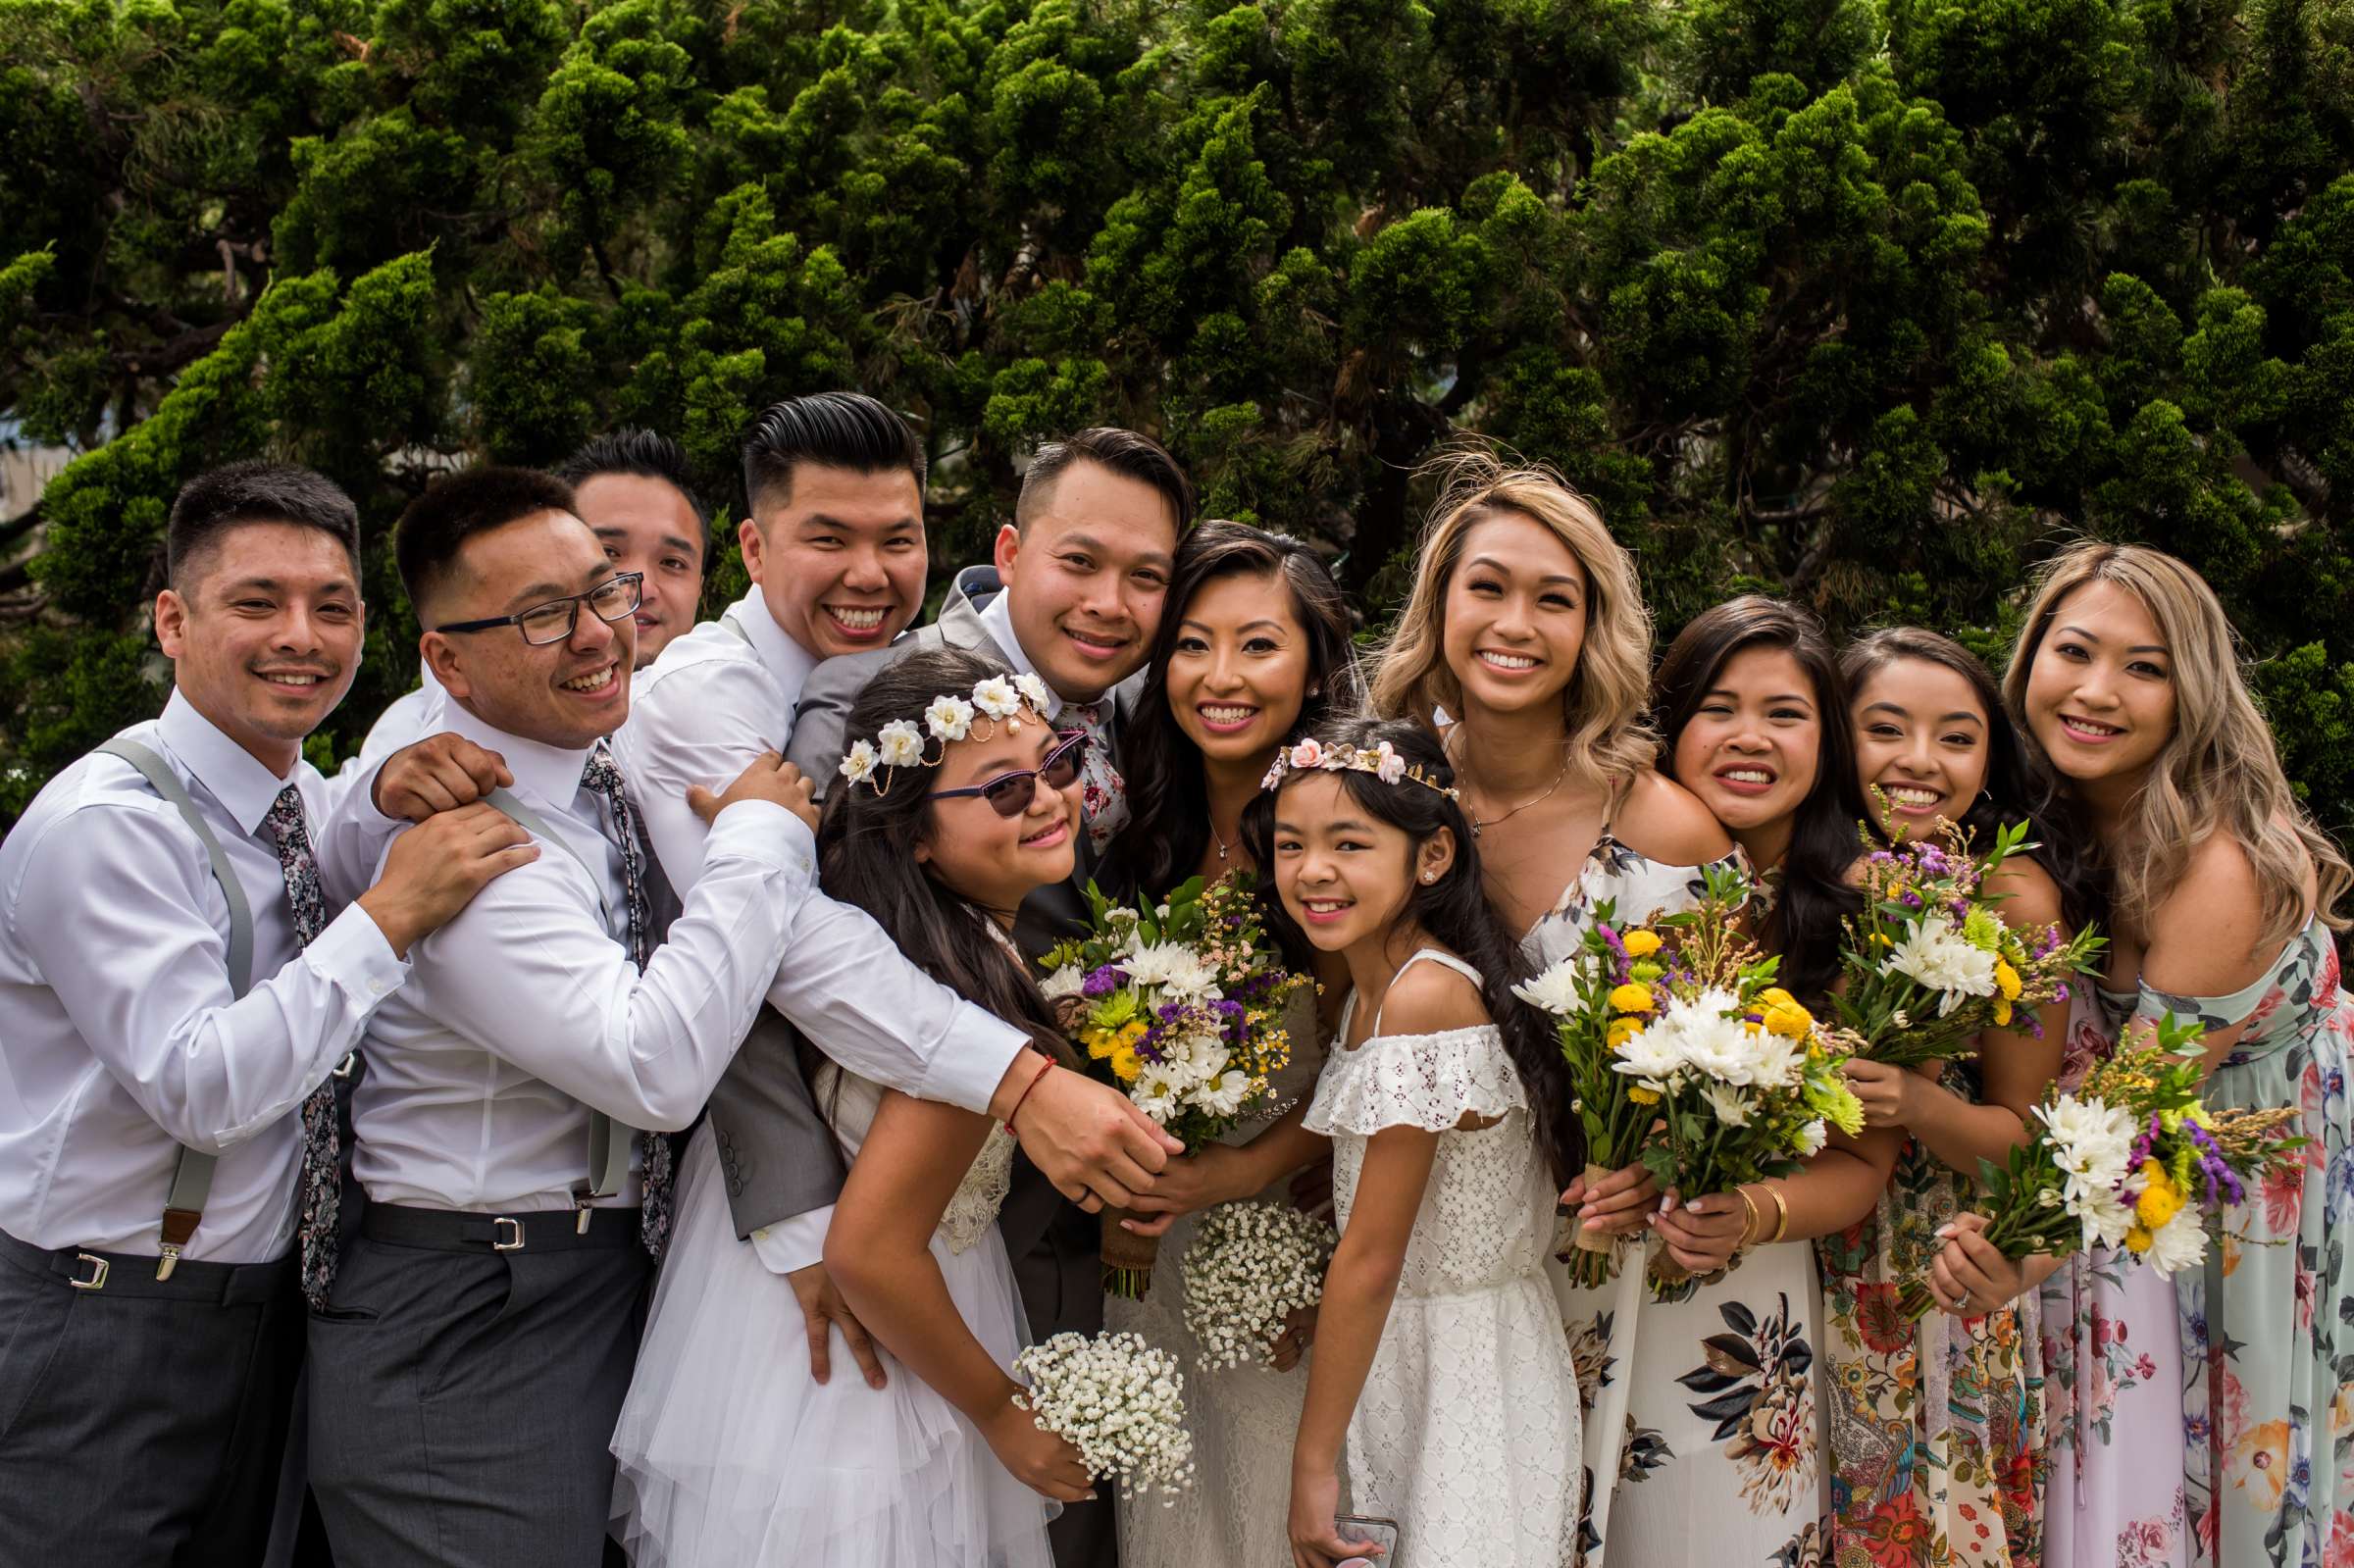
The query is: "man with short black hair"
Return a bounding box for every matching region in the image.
[556,429,710,665]
[304,465,820,1566]
[0,460,533,1564]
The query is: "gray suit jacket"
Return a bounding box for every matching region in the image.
[709,566,1142,1267]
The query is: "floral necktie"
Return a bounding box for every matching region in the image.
[580,742,674,1257]
[264,784,342,1310]
[1063,700,1131,855]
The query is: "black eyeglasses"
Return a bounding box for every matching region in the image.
[928,731,1090,817]
[435,573,643,645]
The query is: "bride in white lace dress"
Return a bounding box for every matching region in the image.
[611,651,1095,1566]
[1257,719,1582,1568]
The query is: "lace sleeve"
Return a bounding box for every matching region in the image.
[1304,1025,1527,1138]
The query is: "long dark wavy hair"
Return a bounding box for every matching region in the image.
[1243,717,1582,1185]
[1103,520,1361,902]
[1653,596,1868,1004]
[1841,627,2106,933]
[812,647,1072,1088]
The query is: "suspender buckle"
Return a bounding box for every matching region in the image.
[69,1253,109,1290]
[490,1218,526,1252]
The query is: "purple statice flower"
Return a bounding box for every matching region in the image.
[1900,891,1924,911]
[1083,965,1127,999]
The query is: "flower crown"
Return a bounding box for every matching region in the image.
[1258,736,1460,799]
[840,670,1055,792]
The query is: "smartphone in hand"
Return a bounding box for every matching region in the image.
[1333,1513,1401,1566]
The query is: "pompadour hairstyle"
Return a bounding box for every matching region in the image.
[166,461,361,591]
[740,392,926,516]
[556,429,712,535]
[1013,427,1194,535]
[393,465,578,616]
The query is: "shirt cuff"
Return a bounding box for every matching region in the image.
[918,1009,1032,1116]
[309,902,412,1011]
[750,1207,832,1274]
[705,798,818,881]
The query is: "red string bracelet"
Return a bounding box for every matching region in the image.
[1002,1054,1058,1133]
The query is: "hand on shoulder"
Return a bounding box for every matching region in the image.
[1611,768,1736,866]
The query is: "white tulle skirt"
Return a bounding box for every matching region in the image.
[610,1124,1057,1568]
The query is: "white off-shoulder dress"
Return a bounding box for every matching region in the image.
[609,1067,1051,1568]
[1303,948,1581,1568]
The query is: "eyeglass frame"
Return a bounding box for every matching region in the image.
[926,730,1091,816]
[433,572,644,645]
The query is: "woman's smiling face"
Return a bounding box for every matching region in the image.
[1851,655,1991,838]
[2021,579,2175,795]
[1438,511,1591,719]
[1671,645,1823,840]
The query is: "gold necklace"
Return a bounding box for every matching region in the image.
[1455,738,1571,837]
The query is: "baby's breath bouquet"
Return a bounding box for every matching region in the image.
[1041,876,1313,1296]
[1836,815,2105,1065]
[1179,1199,1337,1372]
[1897,1013,2304,1318]
[1011,1331,1196,1504]
[1513,898,1680,1287]
[1613,865,1868,1294]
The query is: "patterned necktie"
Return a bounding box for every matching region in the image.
[580,742,673,1256]
[264,784,341,1311]
[1064,700,1131,855]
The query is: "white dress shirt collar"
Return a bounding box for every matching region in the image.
[723,588,819,707]
[437,699,597,814]
[157,688,304,835]
[974,580,1070,719]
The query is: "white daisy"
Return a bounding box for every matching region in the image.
[1885,913,2001,1015]
[1511,959,1586,1017]
[876,719,926,767]
[1040,965,1086,1000]
[971,676,1022,719]
[839,738,879,785]
[2143,1207,2209,1275]
[925,694,977,742]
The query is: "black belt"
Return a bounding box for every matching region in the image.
[0,1227,295,1305]
[360,1202,642,1254]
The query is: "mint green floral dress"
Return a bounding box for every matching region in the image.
[2108,917,2354,1568]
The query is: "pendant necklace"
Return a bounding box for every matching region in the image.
[1458,742,1571,837]
[1208,819,1234,862]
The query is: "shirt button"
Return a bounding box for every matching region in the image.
[369,977,388,994]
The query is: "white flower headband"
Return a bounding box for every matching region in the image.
[839,671,1056,793]
[1258,736,1460,799]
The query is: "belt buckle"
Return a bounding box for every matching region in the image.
[490,1217,526,1252]
[69,1253,109,1290]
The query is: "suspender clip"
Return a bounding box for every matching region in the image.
[572,1186,595,1235]
[155,1244,180,1282]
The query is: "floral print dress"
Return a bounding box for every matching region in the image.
[1522,835,1828,1567]
[1816,1058,2046,1568]
[2035,988,2190,1568]
[2108,918,2354,1568]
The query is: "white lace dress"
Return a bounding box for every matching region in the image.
[1522,836,1826,1567]
[1303,949,1582,1568]
[609,1070,1049,1567]
[1111,986,1325,1568]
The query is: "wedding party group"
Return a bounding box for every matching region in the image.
[0,389,2346,1568]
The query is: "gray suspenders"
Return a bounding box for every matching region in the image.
[481,787,637,1213]
[94,739,251,1279]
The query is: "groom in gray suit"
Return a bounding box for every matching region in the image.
[778,426,1192,1567]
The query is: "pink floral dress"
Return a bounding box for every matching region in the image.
[2108,918,2354,1568]
[2036,989,2191,1568]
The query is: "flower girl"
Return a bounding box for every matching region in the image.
[611,649,1092,1566]
[1251,718,1582,1568]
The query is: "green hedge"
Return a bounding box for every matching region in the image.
[3,0,2349,835]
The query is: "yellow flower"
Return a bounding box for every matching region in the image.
[1621,930,1663,959]
[1628,1086,1662,1105]
[1083,1030,1117,1061]
[1609,983,1655,1015]
[1756,987,1814,1039]
[1109,1045,1143,1083]
[1607,1017,1645,1052]
[2134,1161,2184,1229]
[1994,960,2022,1001]
[1993,997,2014,1028]
[2124,1223,2155,1254]
[1119,1018,1151,1044]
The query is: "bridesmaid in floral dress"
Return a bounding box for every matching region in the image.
[1997,542,2354,1568]
[1817,628,2097,1568]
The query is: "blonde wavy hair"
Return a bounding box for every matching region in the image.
[1368,445,1657,789]
[2004,540,2351,946]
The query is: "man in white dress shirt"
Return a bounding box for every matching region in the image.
[622,396,1186,1398]
[302,466,820,1567]
[0,461,536,1565]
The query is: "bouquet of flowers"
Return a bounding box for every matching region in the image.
[1835,815,2105,1065]
[1612,865,1868,1293]
[1041,875,1314,1297]
[1010,1330,1197,1504]
[1179,1199,1338,1372]
[1896,1012,2305,1318]
[1513,898,1683,1287]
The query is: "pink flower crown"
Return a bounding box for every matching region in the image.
[839,671,1055,794]
[1258,736,1460,799]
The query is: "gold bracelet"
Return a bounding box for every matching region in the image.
[1764,1184,1791,1245]
[1734,1186,1762,1250]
